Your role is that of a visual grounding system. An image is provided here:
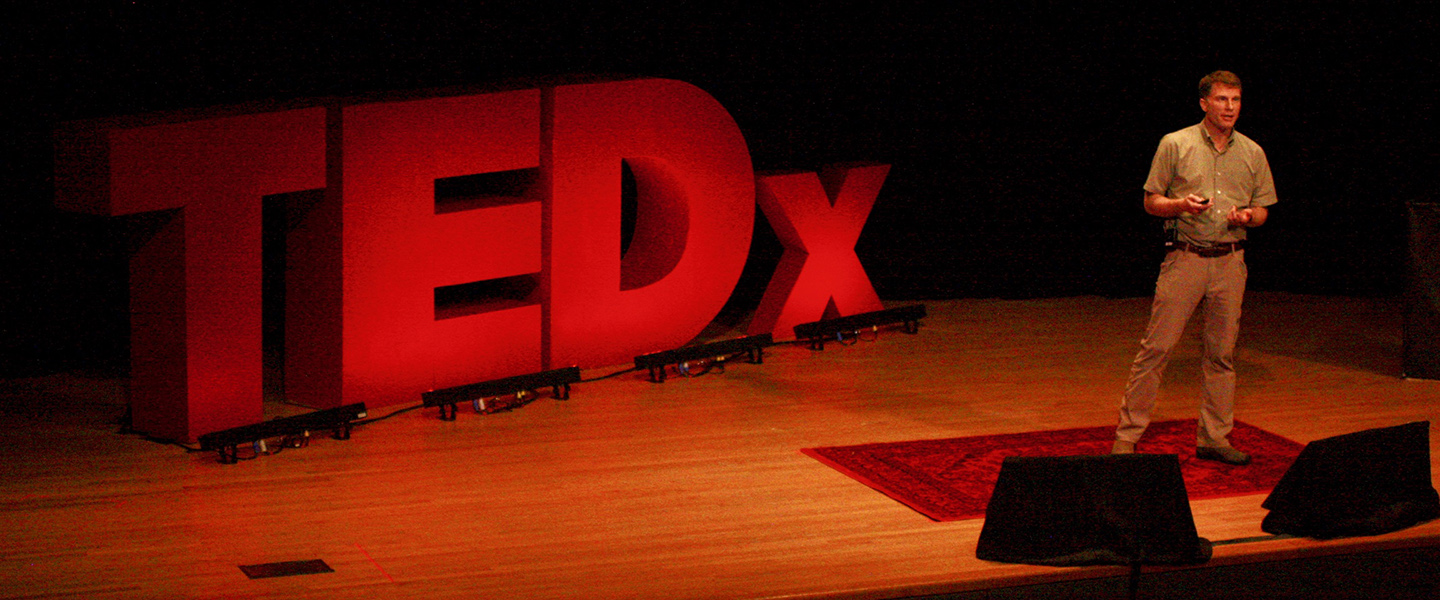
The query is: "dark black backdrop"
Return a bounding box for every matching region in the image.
[2,3,1436,376]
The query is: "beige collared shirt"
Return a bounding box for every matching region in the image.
[1144,122,1278,245]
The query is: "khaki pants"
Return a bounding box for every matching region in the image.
[1118,249,1247,448]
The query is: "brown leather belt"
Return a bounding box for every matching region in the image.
[1170,240,1245,257]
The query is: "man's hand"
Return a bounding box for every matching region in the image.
[1180,194,1212,214]
[1228,207,1255,226]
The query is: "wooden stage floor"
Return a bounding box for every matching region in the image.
[3,292,1438,599]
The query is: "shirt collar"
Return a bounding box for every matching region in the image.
[1198,121,1236,149]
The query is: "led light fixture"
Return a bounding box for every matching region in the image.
[421,366,581,420]
[633,333,773,383]
[792,304,926,350]
[197,403,368,464]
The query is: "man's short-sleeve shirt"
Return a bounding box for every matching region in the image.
[1144,122,1277,245]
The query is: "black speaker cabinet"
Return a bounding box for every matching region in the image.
[1406,202,1440,380]
[976,454,1212,567]
[1262,421,1440,539]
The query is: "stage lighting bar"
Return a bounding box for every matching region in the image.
[198,403,368,464]
[634,333,774,383]
[793,304,927,350]
[421,366,581,420]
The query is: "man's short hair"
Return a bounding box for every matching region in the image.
[1199,71,1243,98]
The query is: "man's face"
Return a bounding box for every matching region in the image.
[1200,83,1242,133]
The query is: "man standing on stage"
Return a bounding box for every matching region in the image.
[1112,70,1277,465]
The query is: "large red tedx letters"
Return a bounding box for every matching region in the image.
[325,91,547,411]
[548,80,755,368]
[53,78,882,441]
[747,164,889,338]
[55,109,328,441]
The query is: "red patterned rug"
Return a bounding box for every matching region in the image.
[802,419,1304,521]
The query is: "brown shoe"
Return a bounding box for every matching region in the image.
[1111,440,1136,455]
[1196,446,1251,465]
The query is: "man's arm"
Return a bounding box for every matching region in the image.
[1144,191,1211,217]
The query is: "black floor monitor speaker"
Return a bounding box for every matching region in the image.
[976,454,1212,567]
[1262,421,1440,539]
[1406,202,1440,380]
